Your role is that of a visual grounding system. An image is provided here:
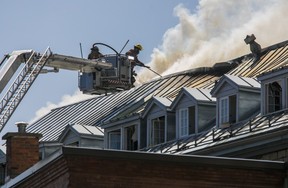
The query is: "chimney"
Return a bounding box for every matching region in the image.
[2,122,42,179]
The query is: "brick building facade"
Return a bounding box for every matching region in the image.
[4,147,286,188]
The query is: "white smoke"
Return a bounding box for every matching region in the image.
[137,0,288,83]
[29,90,94,124]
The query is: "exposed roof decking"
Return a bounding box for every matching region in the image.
[228,41,288,77]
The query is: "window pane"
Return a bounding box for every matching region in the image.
[151,116,165,146]
[125,125,138,151]
[266,81,282,113]
[109,131,121,149]
[179,108,188,137]
[220,98,229,124]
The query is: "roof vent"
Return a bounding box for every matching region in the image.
[244,34,262,63]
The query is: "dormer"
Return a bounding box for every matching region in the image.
[102,111,142,151]
[171,88,216,138]
[211,74,260,128]
[142,96,175,147]
[257,67,288,115]
[58,123,104,148]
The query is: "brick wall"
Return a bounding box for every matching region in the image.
[16,157,69,188]
[66,155,284,188]
[9,148,286,188]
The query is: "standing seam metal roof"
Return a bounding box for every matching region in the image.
[27,40,288,142]
[27,67,229,141]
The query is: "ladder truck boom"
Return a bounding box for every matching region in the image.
[0,46,132,132]
[46,53,112,72]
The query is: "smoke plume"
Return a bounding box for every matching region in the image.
[137,0,288,83]
[31,0,288,122]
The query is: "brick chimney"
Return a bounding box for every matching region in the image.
[2,122,42,179]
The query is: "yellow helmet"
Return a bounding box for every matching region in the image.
[134,44,143,51]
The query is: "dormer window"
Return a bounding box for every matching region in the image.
[108,130,121,149]
[124,125,138,150]
[266,81,282,113]
[219,95,237,126]
[257,68,288,115]
[142,97,174,147]
[171,88,215,137]
[220,97,229,125]
[151,116,165,145]
[179,108,188,137]
[211,75,260,128]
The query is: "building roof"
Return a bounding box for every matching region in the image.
[27,66,229,141]
[27,40,288,143]
[58,123,103,143]
[142,96,173,118]
[225,74,260,88]
[170,87,215,110]
[184,88,215,101]
[211,74,260,96]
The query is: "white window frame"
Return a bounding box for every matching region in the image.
[265,81,282,114]
[179,108,188,137]
[150,116,165,146]
[219,97,229,125]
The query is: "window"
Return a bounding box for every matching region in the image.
[179,108,188,137]
[219,95,236,126]
[266,81,282,113]
[109,130,121,149]
[220,97,229,124]
[151,116,165,146]
[124,125,138,151]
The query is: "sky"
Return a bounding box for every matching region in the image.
[0,0,288,147]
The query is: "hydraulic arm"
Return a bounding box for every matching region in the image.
[0,47,113,132]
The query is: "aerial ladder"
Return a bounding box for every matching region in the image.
[0,44,134,132]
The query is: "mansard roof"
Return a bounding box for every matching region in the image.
[27,40,288,143]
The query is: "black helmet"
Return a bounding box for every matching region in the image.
[91,46,99,51]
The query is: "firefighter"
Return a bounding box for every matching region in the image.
[126,44,145,84]
[88,45,104,60]
[125,44,145,68]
